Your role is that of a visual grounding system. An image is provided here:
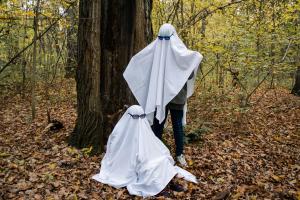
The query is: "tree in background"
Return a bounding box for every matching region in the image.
[68,0,153,153]
[65,3,77,78]
[0,0,78,120]
[291,66,300,96]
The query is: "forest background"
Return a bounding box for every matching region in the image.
[0,0,299,199]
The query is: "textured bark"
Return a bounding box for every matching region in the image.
[69,0,153,153]
[69,0,102,152]
[100,0,153,141]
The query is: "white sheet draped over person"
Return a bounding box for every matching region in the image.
[123,23,203,166]
[123,23,203,126]
[92,105,198,197]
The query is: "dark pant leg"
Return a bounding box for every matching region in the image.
[151,109,169,140]
[169,109,184,156]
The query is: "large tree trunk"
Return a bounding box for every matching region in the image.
[69,0,153,154]
[291,66,300,96]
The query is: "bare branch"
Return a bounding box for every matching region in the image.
[246,39,294,103]
[180,0,248,31]
[0,2,76,75]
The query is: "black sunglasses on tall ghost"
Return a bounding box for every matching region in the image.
[158,34,173,40]
[128,113,146,119]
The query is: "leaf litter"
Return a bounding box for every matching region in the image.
[0,82,299,199]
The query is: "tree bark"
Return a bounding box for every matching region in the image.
[31,0,41,120]
[21,0,28,98]
[291,66,300,96]
[69,0,153,154]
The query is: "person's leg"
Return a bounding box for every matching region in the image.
[169,109,184,157]
[151,117,164,140]
[151,109,169,140]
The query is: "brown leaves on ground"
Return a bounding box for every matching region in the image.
[0,82,299,199]
[183,87,300,200]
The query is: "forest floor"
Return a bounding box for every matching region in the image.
[0,81,299,200]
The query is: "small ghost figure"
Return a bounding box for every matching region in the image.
[92,105,197,197]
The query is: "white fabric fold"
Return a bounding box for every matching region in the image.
[92,105,198,197]
[123,23,203,125]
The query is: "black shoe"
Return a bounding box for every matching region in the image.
[156,189,171,197]
[169,181,185,192]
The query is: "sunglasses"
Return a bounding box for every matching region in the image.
[128,113,146,119]
[158,34,173,40]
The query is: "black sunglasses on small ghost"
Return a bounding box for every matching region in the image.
[128,113,146,119]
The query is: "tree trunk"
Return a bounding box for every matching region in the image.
[31,0,40,120]
[21,0,28,98]
[269,1,276,89]
[291,66,300,96]
[69,0,153,154]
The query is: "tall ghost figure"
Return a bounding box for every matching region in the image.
[123,23,203,165]
[123,23,203,125]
